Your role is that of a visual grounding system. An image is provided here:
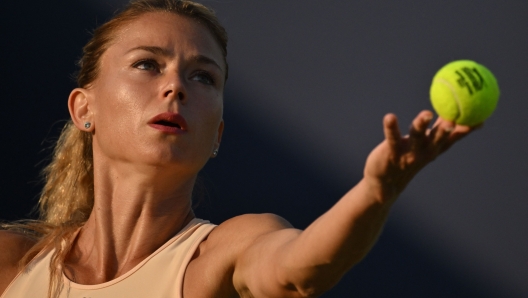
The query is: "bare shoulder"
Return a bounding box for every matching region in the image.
[203,213,297,259]
[0,230,35,266]
[214,213,295,241]
[0,230,36,295]
[183,214,298,297]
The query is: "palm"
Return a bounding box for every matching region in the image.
[364,111,476,202]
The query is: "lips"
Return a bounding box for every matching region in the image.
[148,112,187,135]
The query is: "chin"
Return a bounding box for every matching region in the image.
[138,147,205,172]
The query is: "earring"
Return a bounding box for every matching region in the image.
[212,149,219,157]
[84,122,91,129]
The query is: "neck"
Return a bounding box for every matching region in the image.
[65,155,197,284]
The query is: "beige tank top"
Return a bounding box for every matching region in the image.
[1,218,216,298]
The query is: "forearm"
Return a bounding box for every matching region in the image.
[276,111,466,295]
[278,177,395,294]
[241,112,472,297]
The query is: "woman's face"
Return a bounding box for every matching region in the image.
[84,12,225,175]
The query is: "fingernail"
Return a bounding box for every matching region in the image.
[444,126,454,133]
[424,115,433,122]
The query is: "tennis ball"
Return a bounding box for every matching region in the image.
[430,60,499,126]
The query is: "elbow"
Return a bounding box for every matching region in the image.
[291,283,335,298]
[296,287,324,298]
[284,262,353,297]
[288,275,341,298]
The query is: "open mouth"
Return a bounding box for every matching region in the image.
[155,120,181,129]
[148,112,187,134]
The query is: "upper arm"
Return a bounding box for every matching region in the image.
[0,230,35,295]
[215,214,306,298]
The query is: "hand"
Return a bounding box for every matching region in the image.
[363,110,479,203]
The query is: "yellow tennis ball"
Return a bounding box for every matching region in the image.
[430,60,500,126]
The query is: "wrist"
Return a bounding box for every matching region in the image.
[360,176,400,205]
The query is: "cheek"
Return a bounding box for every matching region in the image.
[96,74,153,123]
[92,79,153,151]
[194,89,223,124]
[184,88,222,136]
[194,99,223,146]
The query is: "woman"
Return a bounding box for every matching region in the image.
[0,0,475,297]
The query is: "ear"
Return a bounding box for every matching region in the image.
[212,119,224,157]
[68,88,93,131]
[215,119,224,149]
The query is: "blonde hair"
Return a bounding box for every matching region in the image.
[3,1,228,297]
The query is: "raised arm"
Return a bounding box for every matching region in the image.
[232,110,476,297]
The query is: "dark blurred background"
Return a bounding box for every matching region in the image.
[1,1,526,297]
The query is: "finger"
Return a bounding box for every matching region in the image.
[425,123,453,159]
[432,116,443,128]
[448,124,474,144]
[431,115,457,130]
[409,110,433,151]
[439,122,480,152]
[430,118,454,147]
[383,113,401,153]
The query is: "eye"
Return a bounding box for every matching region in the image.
[191,71,215,86]
[132,59,160,72]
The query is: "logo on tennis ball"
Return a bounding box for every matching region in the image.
[455,67,485,95]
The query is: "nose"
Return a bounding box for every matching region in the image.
[164,89,185,102]
[162,73,187,104]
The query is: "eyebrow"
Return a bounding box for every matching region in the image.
[127,45,172,56]
[127,45,223,72]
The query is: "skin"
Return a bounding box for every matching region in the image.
[0,12,476,298]
[0,232,35,293]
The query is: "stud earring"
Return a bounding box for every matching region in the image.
[212,149,219,157]
[84,122,91,129]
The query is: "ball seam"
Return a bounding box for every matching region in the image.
[436,77,462,121]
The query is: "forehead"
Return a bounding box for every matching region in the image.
[109,12,224,66]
